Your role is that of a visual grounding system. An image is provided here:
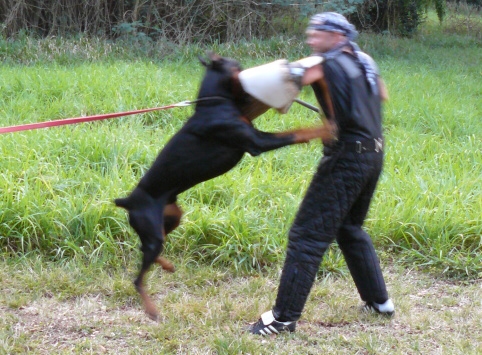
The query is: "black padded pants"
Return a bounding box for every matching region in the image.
[273,145,389,322]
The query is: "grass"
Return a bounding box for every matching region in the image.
[1,25,481,276]
[369,24,482,277]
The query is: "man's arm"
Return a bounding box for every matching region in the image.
[300,64,324,86]
[378,78,389,101]
[287,58,325,87]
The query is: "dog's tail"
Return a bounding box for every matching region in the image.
[114,189,139,210]
[114,188,154,210]
[114,197,130,209]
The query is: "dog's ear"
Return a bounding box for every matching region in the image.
[207,51,225,70]
[199,52,222,68]
[198,54,210,67]
[207,51,221,61]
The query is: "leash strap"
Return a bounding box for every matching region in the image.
[0,100,193,134]
[0,96,316,134]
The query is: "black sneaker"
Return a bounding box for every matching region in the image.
[248,310,296,335]
[362,299,395,317]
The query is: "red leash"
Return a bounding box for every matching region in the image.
[0,97,316,135]
[0,100,193,134]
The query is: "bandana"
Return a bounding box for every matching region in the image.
[307,12,358,41]
[308,12,379,95]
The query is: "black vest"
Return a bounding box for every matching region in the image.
[311,52,383,142]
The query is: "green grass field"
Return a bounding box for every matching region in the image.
[0,8,481,354]
[1,22,480,277]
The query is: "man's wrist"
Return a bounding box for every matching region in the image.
[287,63,305,89]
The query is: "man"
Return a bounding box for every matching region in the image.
[249,12,394,335]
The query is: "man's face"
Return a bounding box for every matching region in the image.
[306,29,339,53]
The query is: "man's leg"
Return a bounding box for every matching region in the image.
[273,229,333,322]
[249,153,344,335]
[336,152,393,313]
[337,224,389,304]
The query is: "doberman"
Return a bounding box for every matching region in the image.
[115,52,336,321]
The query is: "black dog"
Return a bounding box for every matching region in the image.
[115,52,335,320]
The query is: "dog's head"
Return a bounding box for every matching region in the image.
[198,51,242,77]
[196,52,243,100]
[197,52,271,120]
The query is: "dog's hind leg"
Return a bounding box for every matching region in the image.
[154,203,183,273]
[163,203,183,235]
[115,192,182,320]
[125,196,166,321]
[135,267,160,321]
[155,256,175,272]
[135,239,164,320]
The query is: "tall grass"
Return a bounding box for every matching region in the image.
[0,11,481,278]
[366,24,482,277]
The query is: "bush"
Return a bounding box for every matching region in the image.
[349,0,447,36]
[0,0,449,40]
[0,0,308,41]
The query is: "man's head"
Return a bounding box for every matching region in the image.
[305,12,358,53]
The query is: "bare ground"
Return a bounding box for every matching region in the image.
[1,263,481,354]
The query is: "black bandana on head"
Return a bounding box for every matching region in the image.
[308,12,379,95]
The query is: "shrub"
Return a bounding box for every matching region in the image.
[0,0,448,40]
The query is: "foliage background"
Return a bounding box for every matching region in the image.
[0,0,452,39]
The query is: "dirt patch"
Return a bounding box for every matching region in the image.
[4,296,153,353]
[1,266,481,354]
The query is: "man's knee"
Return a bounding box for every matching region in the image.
[337,224,371,244]
[287,225,334,260]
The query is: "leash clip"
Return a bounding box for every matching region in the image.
[174,100,193,107]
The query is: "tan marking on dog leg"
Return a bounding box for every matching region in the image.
[156,256,175,272]
[277,123,337,145]
[139,289,159,321]
[163,203,183,235]
[135,270,159,321]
